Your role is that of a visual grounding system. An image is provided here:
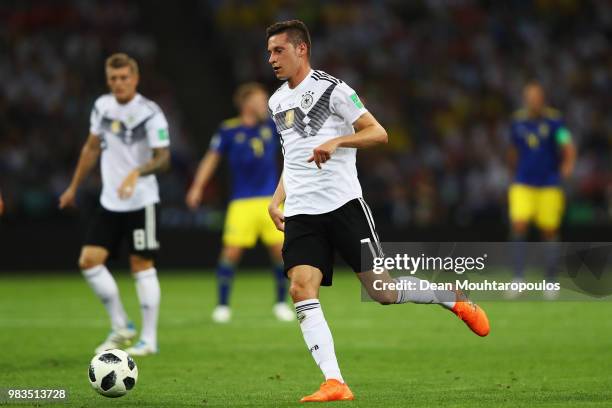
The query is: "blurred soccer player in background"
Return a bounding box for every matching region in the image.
[507,81,576,299]
[266,20,489,402]
[59,53,171,355]
[186,83,294,323]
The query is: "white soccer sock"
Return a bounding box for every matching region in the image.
[82,265,129,330]
[134,268,160,347]
[394,276,456,309]
[295,299,344,383]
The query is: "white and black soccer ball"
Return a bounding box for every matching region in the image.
[88,349,138,398]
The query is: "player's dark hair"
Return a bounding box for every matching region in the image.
[266,19,311,57]
[105,53,139,76]
[234,82,267,109]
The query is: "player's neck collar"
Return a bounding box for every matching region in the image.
[115,93,140,106]
[288,68,313,90]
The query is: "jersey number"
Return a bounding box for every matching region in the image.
[133,206,160,251]
[133,229,159,250]
[527,133,539,149]
[250,138,264,157]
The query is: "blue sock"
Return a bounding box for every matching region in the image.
[511,231,527,280]
[216,262,235,306]
[544,238,560,281]
[273,264,287,303]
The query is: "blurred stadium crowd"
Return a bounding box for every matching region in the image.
[0,0,192,219]
[2,0,611,229]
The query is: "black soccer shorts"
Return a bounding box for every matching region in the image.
[282,198,384,286]
[84,203,160,259]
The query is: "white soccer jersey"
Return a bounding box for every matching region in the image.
[268,70,368,216]
[89,93,170,212]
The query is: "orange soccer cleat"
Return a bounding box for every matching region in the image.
[452,299,490,337]
[300,379,354,403]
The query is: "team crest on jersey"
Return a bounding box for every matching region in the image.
[111,120,121,134]
[234,132,246,143]
[272,82,338,139]
[260,127,272,141]
[285,109,295,127]
[301,91,314,109]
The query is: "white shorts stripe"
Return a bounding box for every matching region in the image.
[357,198,383,257]
[360,238,377,259]
[360,198,383,252]
[145,204,159,250]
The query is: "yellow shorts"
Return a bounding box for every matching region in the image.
[223,196,284,248]
[508,184,565,230]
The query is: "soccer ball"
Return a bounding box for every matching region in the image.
[88,349,138,398]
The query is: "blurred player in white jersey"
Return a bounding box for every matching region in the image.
[59,53,170,356]
[266,20,490,402]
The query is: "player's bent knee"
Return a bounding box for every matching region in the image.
[364,287,396,305]
[221,246,243,264]
[267,243,283,263]
[374,291,397,305]
[78,247,107,270]
[512,222,529,235]
[287,266,322,301]
[78,256,100,270]
[289,280,317,302]
[540,229,559,241]
[130,256,154,273]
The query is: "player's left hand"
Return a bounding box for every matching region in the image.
[308,140,339,169]
[118,170,140,199]
[561,163,573,179]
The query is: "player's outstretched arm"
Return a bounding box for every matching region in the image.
[308,112,387,168]
[59,134,101,209]
[118,147,171,200]
[506,145,518,176]
[185,150,221,210]
[560,142,577,179]
[268,172,286,231]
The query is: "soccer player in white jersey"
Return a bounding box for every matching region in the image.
[59,53,170,356]
[266,20,490,402]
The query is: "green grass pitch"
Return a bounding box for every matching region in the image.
[1,271,611,407]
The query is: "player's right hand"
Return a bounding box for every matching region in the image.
[59,187,77,209]
[268,204,285,232]
[185,187,203,210]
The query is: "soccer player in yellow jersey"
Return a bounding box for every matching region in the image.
[186,83,294,323]
[507,82,576,299]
